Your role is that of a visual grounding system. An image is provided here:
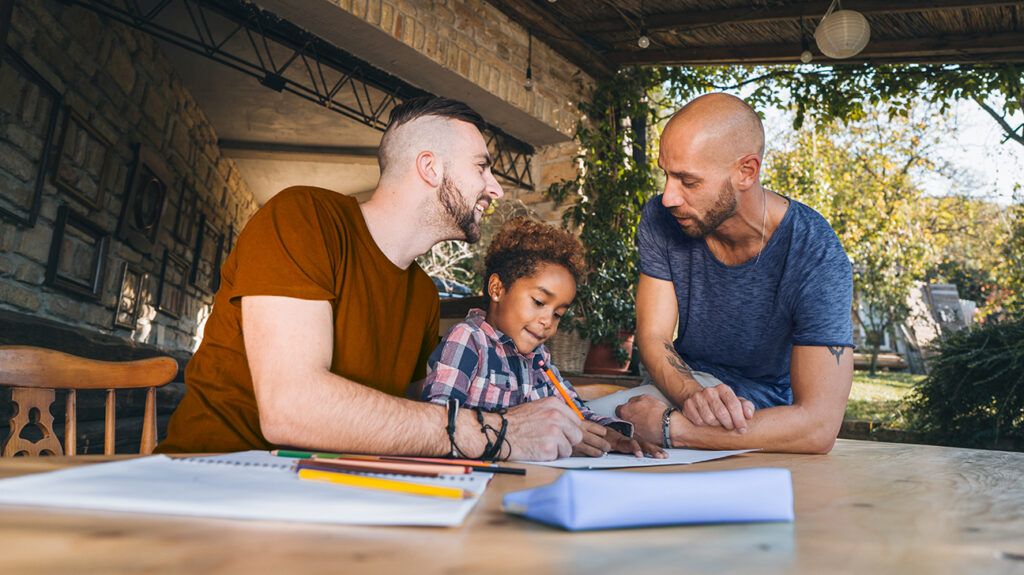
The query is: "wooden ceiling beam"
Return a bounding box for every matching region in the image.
[484,0,613,79]
[578,1,1024,35]
[608,32,1024,66]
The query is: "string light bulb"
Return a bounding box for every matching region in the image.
[799,17,813,64]
[638,27,650,49]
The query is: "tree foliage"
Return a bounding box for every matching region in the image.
[996,189,1024,318]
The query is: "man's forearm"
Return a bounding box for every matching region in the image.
[670,402,841,454]
[638,334,703,406]
[258,370,492,456]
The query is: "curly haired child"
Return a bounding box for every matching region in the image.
[420,217,665,459]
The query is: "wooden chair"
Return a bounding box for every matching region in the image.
[0,345,178,456]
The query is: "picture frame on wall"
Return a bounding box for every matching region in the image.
[113,262,146,330]
[117,144,171,257]
[44,204,110,301]
[52,107,114,212]
[190,213,224,295]
[173,180,197,245]
[156,249,188,319]
[0,0,13,55]
[0,48,62,227]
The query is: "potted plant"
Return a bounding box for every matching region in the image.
[547,68,659,374]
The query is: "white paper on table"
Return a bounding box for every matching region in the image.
[0,451,491,527]
[521,448,755,469]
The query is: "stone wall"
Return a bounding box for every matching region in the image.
[330,0,590,139]
[0,0,258,357]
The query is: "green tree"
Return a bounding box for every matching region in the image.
[913,195,1006,309]
[996,186,1024,318]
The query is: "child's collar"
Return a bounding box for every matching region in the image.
[464,308,550,364]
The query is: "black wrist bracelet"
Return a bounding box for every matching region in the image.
[662,407,679,449]
[476,408,498,460]
[492,413,509,461]
[446,398,461,457]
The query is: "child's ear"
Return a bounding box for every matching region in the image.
[487,273,505,302]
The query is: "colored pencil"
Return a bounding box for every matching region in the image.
[297,468,472,499]
[271,450,526,475]
[379,456,527,476]
[271,449,320,459]
[301,457,469,477]
[538,359,585,420]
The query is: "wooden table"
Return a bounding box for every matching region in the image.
[0,440,1022,574]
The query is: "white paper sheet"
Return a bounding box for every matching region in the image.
[0,451,491,527]
[522,448,755,469]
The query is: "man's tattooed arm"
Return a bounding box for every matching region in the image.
[826,345,845,366]
[664,342,695,378]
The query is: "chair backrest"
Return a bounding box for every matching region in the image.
[0,346,178,456]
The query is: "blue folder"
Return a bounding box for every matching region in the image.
[502,467,794,531]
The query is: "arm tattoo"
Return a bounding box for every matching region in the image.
[826,345,845,366]
[663,342,694,378]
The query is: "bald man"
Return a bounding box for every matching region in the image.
[614,93,854,454]
[158,97,585,460]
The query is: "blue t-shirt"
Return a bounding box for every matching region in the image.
[637,194,853,408]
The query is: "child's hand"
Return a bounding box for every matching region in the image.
[607,428,667,459]
[571,420,613,457]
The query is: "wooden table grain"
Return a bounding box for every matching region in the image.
[0,439,1022,574]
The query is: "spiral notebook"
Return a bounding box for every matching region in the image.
[0,451,491,527]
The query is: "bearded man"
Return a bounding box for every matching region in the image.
[614,93,855,454]
[158,97,585,459]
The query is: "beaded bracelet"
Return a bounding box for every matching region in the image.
[662,407,679,449]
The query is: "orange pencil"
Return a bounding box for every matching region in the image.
[538,359,585,420]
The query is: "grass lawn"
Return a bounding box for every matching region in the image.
[845,371,924,428]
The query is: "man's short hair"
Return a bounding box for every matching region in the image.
[378,96,486,174]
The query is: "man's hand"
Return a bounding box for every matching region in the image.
[607,427,667,458]
[616,395,671,444]
[571,420,612,457]
[681,385,755,433]
[503,396,584,461]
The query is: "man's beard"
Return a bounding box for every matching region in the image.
[438,174,483,243]
[678,181,737,238]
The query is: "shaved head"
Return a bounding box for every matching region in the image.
[378,115,460,176]
[657,93,767,239]
[664,93,765,168]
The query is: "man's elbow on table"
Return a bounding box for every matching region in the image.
[807,429,838,455]
[797,409,843,454]
[253,374,316,447]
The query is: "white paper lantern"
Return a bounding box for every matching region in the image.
[814,9,871,59]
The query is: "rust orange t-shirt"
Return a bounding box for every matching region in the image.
[157,186,440,453]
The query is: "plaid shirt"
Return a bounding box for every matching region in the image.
[421,309,633,437]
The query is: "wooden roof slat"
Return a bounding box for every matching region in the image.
[576,1,1023,35]
[609,31,1024,65]
[483,1,1024,70]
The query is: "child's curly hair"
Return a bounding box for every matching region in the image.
[484,217,586,300]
